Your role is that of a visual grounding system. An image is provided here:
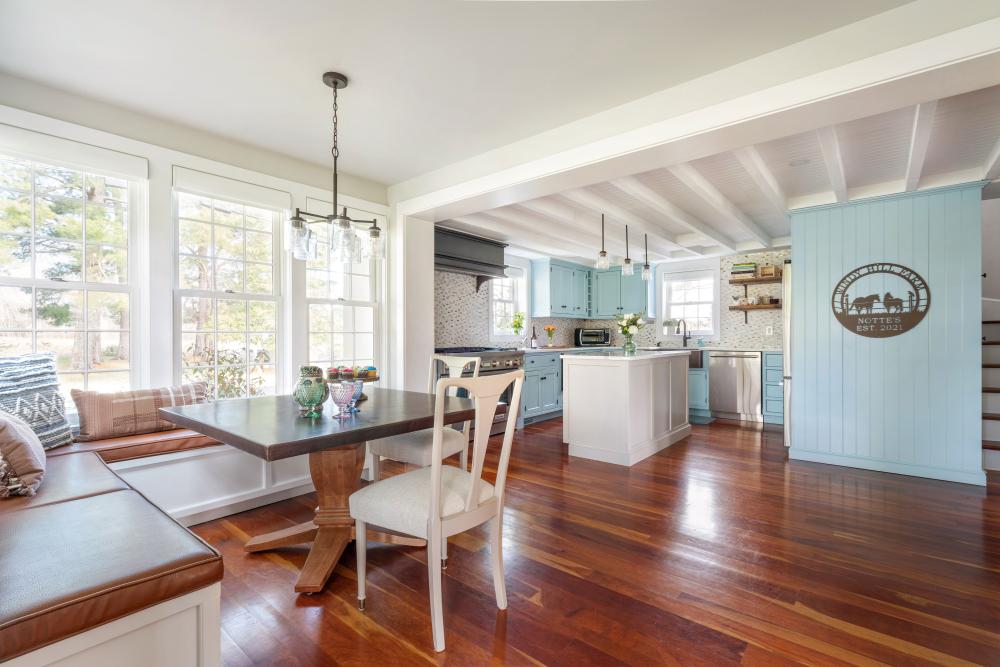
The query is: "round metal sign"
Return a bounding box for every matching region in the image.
[831,263,930,338]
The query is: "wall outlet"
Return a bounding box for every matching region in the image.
[765,326,774,336]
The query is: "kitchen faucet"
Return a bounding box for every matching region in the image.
[674,319,691,347]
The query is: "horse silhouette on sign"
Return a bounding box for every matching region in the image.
[883,292,904,313]
[850,294,880,314]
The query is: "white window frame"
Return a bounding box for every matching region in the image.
[171,188,284,399]
[0,149,146,396]
[659,258,721,339]
[489,265,526,340]
[303,197,384,373]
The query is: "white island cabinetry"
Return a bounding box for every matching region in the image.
[562,350,690,466]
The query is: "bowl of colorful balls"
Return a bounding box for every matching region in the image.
[325,365,379,417]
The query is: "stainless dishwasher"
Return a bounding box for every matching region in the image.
[709,352,762,422]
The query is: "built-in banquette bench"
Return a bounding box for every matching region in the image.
[0,432,225,666]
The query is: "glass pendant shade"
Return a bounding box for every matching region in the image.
[622,258,634,276]
[332,221,359,263]
[368,227,386,260]
[596,250,610,270]
[289,216,313,261]
[642,263,652,281]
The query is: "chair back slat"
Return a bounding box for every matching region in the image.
[428,371,524,520]
[429,355,480,438]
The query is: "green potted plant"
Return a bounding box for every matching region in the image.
[512,311,525,337]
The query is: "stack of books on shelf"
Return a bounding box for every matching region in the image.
[730,263,757,281]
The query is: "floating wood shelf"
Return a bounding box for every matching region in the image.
[729,304,782,311]
[728,277,782,286]
[729,302,781,323]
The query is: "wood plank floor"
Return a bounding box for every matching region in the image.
[192,420,1000,666]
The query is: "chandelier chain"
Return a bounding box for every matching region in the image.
[331,84,339,160]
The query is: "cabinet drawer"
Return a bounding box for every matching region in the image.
[764,382,783,400]
[763,352,783,369]
[524,353,559,368]
[763,368,783,384]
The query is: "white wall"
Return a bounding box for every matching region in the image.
[0,104,389,391]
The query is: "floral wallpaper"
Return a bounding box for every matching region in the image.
[434,248,788,352]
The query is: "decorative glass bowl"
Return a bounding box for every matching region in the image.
[330,380,364,418]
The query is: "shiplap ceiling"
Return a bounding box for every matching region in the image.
[444,84,1000,265]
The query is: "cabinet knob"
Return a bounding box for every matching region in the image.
[540,376,547,380]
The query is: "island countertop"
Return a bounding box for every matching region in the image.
[560,349,690,360]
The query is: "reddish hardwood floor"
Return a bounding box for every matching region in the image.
[192,420,1000,666]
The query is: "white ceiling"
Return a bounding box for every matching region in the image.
[0,0,908,185]
[443,85,1000,265]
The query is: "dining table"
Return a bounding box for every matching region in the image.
[159,387,475,594]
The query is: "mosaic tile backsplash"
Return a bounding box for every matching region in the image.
[434,249,789,351]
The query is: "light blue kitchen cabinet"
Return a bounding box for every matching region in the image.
[522,370,543,418]
[620,271,647,316]
[571,268,589,316]
[762,351,784,425]
[531,259,591,318]
[592,269,621,318]
[591,267,648,319]
[521,351,564,423]
[688,369,709,410]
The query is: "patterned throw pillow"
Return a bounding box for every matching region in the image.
[0,411,46,498]
[71,383,209,442]
[0,353,72,450]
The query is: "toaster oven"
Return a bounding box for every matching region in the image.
[574,328,611,347]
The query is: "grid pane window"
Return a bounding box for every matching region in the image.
[175,192,279,398]
[305,212,381,372]
[663,273,715,335]
[490,271,524,337]
[0,155,132,398]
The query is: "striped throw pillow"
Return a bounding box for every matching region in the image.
[72,383,209,442]
[0,353,72,450]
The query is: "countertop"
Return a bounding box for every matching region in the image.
[561,349,690,361]
[519,346,781,354]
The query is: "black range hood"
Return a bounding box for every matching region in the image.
[434,228,508,290]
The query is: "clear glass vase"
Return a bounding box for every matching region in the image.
[622,333,636,355]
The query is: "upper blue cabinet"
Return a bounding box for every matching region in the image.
[531,259,591,318]
[591,268,648,319]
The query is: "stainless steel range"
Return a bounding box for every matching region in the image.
[434,347,524,434]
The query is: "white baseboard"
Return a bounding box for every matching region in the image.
[568,424,691,466]
[789,448,987,486]
[5,584,220,667]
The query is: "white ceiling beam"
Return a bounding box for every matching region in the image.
[609,176,737,253]
[816,126,848,202]
[558,188,701,257]
[903,101,938,191]
[518,197,678,259]
[667,163,771,248]
[494,205,670,262]
[452,213,593,261]
[985,135,1000,181]
[733,147,788,216]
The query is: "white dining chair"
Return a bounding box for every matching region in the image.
[349,369,524,653]
[367,354,480,481]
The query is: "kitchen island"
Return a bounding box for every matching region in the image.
[562,349,690,466]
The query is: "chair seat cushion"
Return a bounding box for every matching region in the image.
[0,489,223,662]
[368,427,467,467]
[48,428,220,463]
[2,452,128,512]
[349,466,494,538]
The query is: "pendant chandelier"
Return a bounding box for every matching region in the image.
[595,214,610,270]
[288,72,384,263]
[642,233,652,281]
[621,225,634,276]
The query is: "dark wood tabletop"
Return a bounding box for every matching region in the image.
[159,388,475,461]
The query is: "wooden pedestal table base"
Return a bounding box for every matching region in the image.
[243,441,426,594]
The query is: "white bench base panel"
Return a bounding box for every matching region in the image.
[4,584,221,667]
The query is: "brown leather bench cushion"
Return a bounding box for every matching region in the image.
[0,489,223,662]
[47,428,221,463]
[3,451,128,512]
